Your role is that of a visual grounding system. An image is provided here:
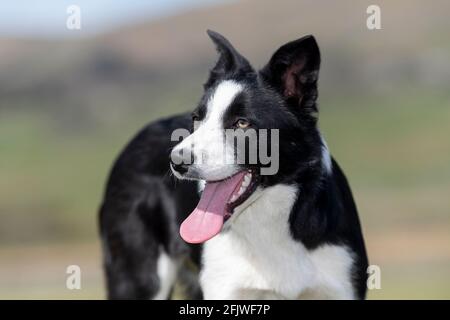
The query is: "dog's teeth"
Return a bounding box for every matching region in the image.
[238,186,245,195]
[242,178,250,187]
[230,195,237,202]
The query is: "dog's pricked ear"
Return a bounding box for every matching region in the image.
[261,35,320,112]
[205,30,252,87]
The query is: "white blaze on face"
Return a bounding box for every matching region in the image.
[173,80,244,181]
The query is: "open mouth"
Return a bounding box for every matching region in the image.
[179,169,259,244]
[224,170,259,221]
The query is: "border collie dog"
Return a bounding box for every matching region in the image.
[99,30,368,300]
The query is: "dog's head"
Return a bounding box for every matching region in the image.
[171,30,327,243]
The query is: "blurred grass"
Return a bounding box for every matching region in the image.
[0,90,449,298]
[0,110,164,244]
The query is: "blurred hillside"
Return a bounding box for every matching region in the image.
[0,0,449,299]
[1,0,450,124]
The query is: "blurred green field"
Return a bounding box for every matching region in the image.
[1,89,449,299]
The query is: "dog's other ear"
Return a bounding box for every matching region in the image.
[205,30,252,87]
[261,35,320,113]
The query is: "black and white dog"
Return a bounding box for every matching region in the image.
[99,30,368,300]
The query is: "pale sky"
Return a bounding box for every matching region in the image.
[0,0,229,38]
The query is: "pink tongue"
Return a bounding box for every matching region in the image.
[180,172,246,244]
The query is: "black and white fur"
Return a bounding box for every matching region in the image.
[99,30,368,300]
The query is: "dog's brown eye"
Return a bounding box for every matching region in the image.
[236,119,250,129]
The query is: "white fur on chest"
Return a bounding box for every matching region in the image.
[200,184,356,299]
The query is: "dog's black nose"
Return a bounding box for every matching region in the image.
[170,149,189,174]
[171,161,188,174]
